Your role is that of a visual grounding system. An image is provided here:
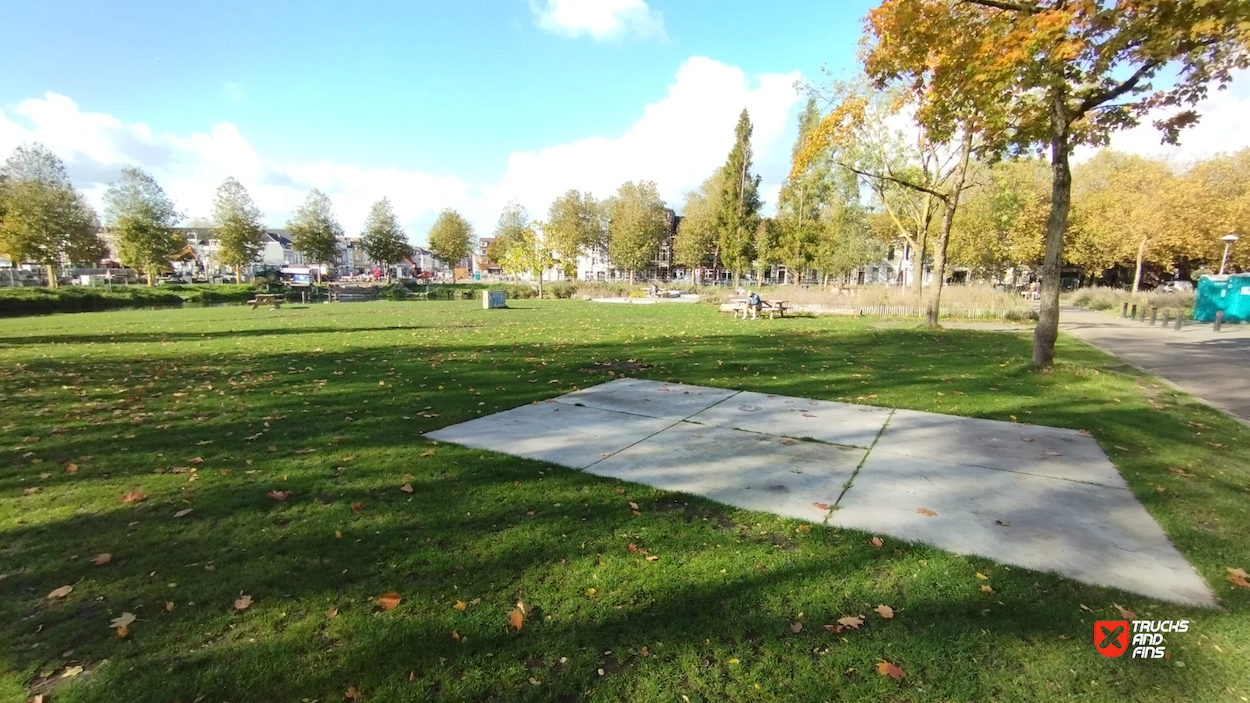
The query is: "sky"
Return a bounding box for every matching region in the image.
[1,0,1248,246]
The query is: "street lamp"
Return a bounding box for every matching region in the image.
[1219,233,1240,275]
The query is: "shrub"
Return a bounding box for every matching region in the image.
[377,284,412,301]
[0,286,185,317]
[1067,286,1195,318]
[547,282,577,299]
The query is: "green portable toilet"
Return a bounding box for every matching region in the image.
[1194,274,1250,323]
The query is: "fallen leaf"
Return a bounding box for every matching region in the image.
[1226,567,1250,589]
[975,572,988,580]
[110,611,136,629]
[165,601,175,611]
[189,457,204,464]
[121,490,147,504]
[48,585,73,599]
[876,661,905,681]
[293,448,316,455]
[62,665,84,678]
[628,502,639,511]
[421,450,435,457]
[728,658,740,664]
[916,507,937,517]
[400,483,414,493]
[453,600,467,611]
[351,502,364,513]
[377,592,401,610]
[586,588,597,597]
[981,585,995,593]
[409,671,416,682]
[645,555,659,562]
[326,607,338,618]
[268,490,290,501]
[1079,603,1091,612]
[451,630,461,642]
[66,463,78,474]
[267,445,277,452]
[875,604,894,619]
[796,524,811,534]
[1115,604,1137,620]
[508,607,525,631]
[335,530,342,538]
[234,594,253,610]
[345,686,360,701]
[1168,467,1195,478]
[173,508,193,518]
[789,621,803,633]
[870,536,883,548]
[627,543,639,553]
[614,488,625,494]
[92,553,112,565]
[812,502,829,510]
[836,615,864,629]
[780,439,796,445]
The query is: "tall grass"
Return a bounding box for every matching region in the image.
[1067,286,1195,317]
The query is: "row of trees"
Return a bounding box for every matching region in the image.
[0,143,478,284]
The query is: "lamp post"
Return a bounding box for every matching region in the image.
[1219,233,1240,275]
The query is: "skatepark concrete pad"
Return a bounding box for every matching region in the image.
[586,422,864,521]
[554,377,739,420]
[425,401,675,469]
[832,451,1216,607]
[426,378,1215,606]
[687,390,891,448]
[875,409,1128,489]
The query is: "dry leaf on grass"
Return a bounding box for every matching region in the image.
[812,502,829,510]
[796,525,811,534]
[869,536,883,548]
[789,621,803,633]
[47,585,73,599]
[508,607,525,631]
[874,604,894,619]
[351,502,364,513]
[345,686,360,700]
[1115,604,1137,620]
[377,592,401,610]
[421,450,435,457]
[121,490,147,503]
[876,661,905,681]
[1169,467,1195,478]
[975,572,988,580]
[453,600,467,611]
[66,463,78,474]
[400,484,414,493]
[268,490,290,501]
[110,611,135,631]
[916,507,937,517]
[91,553,112,565]
[836,615,864,629]
[981,585,995,593]
[451,630,461,642]
[234,594,253,610]
[645,555,659,562]
[326,607,338,619]
[1226,567,1250,588]
[173,508,193,518]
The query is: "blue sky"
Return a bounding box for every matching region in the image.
[2,0,1247,243]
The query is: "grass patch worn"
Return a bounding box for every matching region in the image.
[1,301,1248,702]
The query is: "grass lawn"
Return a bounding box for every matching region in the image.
[1,300,1248,703]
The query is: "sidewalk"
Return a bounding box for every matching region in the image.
[1059,305,1250,425]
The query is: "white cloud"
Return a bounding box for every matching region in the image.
[222,81,245,103]
[0,57,802,243]
[530,0,665,40]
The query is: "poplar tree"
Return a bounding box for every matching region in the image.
[716,109,762,287]
[212,177,265,283]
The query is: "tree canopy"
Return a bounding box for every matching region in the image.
[287,189,344,276]
[546,190,605,278]
[716,109,762,285]
[211,177,265,283]
[360,198,411,277]
[606,180,667,284]
[103,166,183,285]
[427,209,475,280]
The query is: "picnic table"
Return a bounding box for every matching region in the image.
[247,293,284,310]
[728,297,790,319]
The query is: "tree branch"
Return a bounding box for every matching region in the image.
[840,162,952,204]
[1074,60,1160,116]
[959,0,1044,14]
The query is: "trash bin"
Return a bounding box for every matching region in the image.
[1194,274,1250,323]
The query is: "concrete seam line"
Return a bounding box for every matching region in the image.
[581,390,744,470]
[827,407,894,524]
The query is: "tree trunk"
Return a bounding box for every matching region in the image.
[629,270,635,286]
[537,269,543,298]
[925,134,974,328]
[146,268,155,287]
[909,212,930,298]
[822,272,829,288]
[733,270,740,289]
[45,264,57,289]
[1131,236,1147,295]
[1033,95,1072,369]
[235,269,242,284]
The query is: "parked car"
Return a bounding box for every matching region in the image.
[1156,280,1194,293]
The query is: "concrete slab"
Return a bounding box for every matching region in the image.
[554,377,740,420]
[875,409,1128,489]
[425,401,675,469]
[586,422,865,522]
[832,452,1216,607]
[688,390,891,448]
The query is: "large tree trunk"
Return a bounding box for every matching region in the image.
[909,208,931,298]
[45,264,57,289]
[925,135,974,327]
[1131,236,1147,295]
[146,268,155,287]
[235,269,242,284]
[1033,97,1072,369]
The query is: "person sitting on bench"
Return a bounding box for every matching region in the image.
[744,291,766,320]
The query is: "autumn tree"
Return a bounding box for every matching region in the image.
[860,0,1250,365]
[211,177,265,283]
[606,180,667,285]
[775,99,839,285]
[0,143,105,287]
[716,109,762,286]
[102,166,183,285]
[546,190,605,278]
[949,158,1049,279]
[813,199,883,286]
[360,198,410,280]
[498,222,556,297]
[673,172,723,283]
[287,189,344,281]
[427,209,475,281]
[1164,149,1250,273]
[488,201,529,274]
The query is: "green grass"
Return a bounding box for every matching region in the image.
[1,301,1248,703]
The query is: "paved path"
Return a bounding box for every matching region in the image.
[1059,306,1250,425]
[429,378,1217,606]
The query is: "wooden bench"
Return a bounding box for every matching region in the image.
[728,298,790,319]
[247,293,283,310]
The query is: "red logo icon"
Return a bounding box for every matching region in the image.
[1094,620,1129,658]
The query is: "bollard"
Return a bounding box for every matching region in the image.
[1174,313,1183,331]
[1214,311,1224,333]
[1122,302,1129,318]
[1161,310,1171,328]
[1149,307,1157,325]
[1130,304,1138,319]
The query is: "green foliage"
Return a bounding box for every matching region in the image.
[360,198,411,271]
[606,180,667,281]
[774,99,836,282]
[489,201,529,266]
[546,190,605,278]
[211,177,265,282]
[103,166,183,285]
[674,172,723,271]
[0,285,183,316]
[716,109,762,280]
[546,281,577,299]
[426,208,475,275]
[287,189,344,270]
[0,143,105,277]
